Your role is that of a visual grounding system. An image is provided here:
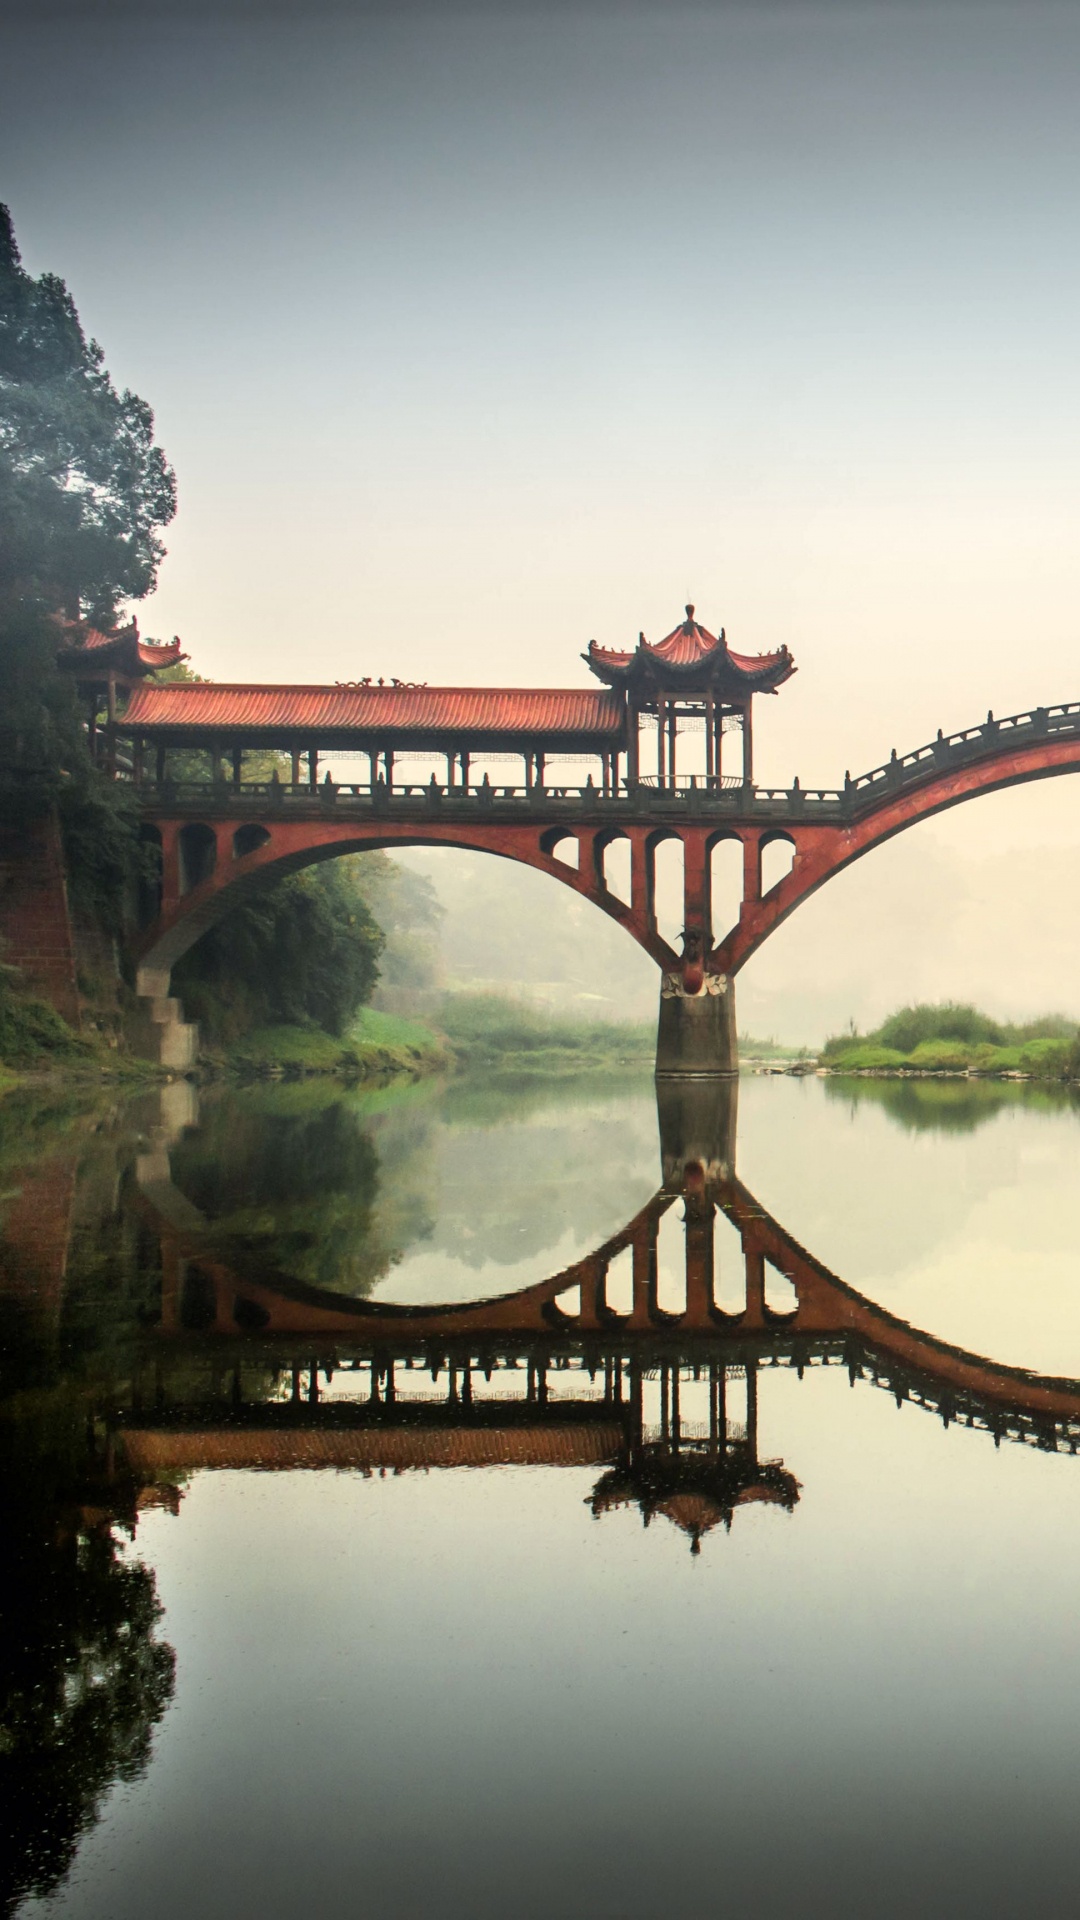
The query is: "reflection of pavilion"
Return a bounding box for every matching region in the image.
[589,1357,800,1552]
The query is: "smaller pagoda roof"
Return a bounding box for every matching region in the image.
[58,617,186,681]
[584,604,795,700]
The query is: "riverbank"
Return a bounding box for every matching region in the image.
[202,1007,453,1081]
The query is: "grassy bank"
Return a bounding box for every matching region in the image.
[820,1002,1080,1079]
[213,1006,452,1080]
[0,977,168,1090]
[433,993,654,1076]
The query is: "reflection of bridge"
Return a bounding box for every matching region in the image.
[121,1086,1080,1552]
[66,607,1080,1072]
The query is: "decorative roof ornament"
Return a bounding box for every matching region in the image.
[583,603,796,700]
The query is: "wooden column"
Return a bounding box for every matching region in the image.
[385,750,395,791]
[308,747,318,790]
[291,746,302,786]
[106,672,117,778]
[705,695,715,784]
[742,702,753,787]
[668,703,678,787]
[231,744,242,786]
[460,751,470,793]
[627,700,640,787]
[656,699,666,787]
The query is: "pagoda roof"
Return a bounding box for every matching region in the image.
[119,681,626,750]
[585,604,795,698]
[58,617,186,680]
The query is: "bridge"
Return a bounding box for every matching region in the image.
[66,606,1080,1071]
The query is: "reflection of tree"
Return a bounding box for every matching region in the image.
[0,1309,175,1916]
[169,1087,433,1296]
[823,1072,1079,1135]
[0,1512,175,1914]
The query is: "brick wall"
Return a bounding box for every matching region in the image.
[0,812,81,1026]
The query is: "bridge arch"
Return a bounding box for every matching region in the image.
[133,815,683,986]
[711,731,1080,975]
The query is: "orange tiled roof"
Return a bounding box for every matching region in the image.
[585,604,794,694]
[120,682,625,741]
[60,618,185,676]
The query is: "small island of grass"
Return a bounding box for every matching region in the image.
[820,1002,1080,1079]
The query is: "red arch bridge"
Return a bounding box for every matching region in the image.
[71,605,1080,1070]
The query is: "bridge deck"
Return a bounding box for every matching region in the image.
[130,698,1080,827]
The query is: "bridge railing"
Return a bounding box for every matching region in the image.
[845,700,1080,809]
[129,701,1080,823]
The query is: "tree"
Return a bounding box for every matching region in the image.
[0,202,176,781]
[172,860,386,1041]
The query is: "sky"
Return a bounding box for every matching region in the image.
[4,0,1080,1033]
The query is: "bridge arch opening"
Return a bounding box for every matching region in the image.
[764,1260,798,1319]
[179,1264,217,1331]
[178,822,217,896]
[713,1209,745,1316]
[655,1205,687,1316]
[233,823,271,860]
[552,1284,581,1320]
[540,830,579,872]
[760,832,796,896]
[709,835,743,945]
[649,834,684,951]
[137,824,163,928]
[597,830,631,905]
[603,1244,633,1316]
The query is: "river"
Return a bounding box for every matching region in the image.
[3,1066,1080,1918]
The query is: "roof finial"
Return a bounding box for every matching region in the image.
[685,603,695,620]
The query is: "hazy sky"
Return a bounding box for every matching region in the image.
[5,0,1080,1024]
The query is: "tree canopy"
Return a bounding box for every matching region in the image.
[0,203,175,621]
[0,203,176,784]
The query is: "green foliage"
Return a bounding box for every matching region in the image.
[173,861,385,1041]
[0,965,89,1064]
[167,1091,414,1294]
[875,1002,1006,1051]
[436,991,653,1073]
[218,1007,447,1078]
[0,204,175,623]
[57,764,145,939]
[821,1043,907,1071]
[822,1000,1080,1078]
[0,204,175,789]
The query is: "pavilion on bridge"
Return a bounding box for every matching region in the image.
[63,605,795,795]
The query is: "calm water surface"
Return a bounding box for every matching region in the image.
[4,1067,1080,1917]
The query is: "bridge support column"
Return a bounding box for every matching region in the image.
[655,974,737,1077]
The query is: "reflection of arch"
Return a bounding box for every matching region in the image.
[135,1153,1080,1453]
